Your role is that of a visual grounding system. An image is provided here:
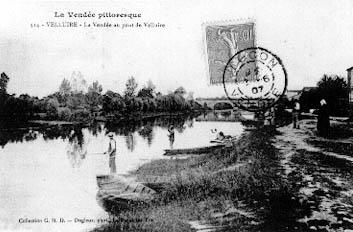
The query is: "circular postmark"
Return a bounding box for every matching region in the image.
[222,47,287,112]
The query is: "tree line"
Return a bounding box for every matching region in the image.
[0,72,204,124]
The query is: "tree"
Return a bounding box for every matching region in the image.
[0,73,10,113]
[70,71,87,93]
[317,74,349,116]
[45,97,60,118]
[86,81,103,111]
[57,78,72,105]
[186,92,194,101]
[102,91,125,114]
[174,86,186,96]
[88,81,103,94]
[137,87,154,98]
[0,72,9,94]
[59,78,71,95]
[124,76,138,98]
[300,74,349,116]
[137,80,156,98]
[146,79,156,92]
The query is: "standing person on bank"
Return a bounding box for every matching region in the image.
[317,99,330,137]
[292,100,301,129]
[104,132,117,174]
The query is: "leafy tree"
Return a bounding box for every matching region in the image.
[137,87,154,98]
[300,74,349,116]
[146,79,156,92]
[58,107,72,121]
[59,78,71,95]
[70,71,87,93]
[86,81,103,111]
[186,92,194,101]
[0,72,9,94]
[124,76,138,98]
[88,81,103,93]
[66,92,86,110]
[102,91,125,114]
[317,74,348,116]
[174,86,186,96]
[45,97,60,118]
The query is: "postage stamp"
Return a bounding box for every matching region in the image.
[222,47,287,112]
[204,21,255,85]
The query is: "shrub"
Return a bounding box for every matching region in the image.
[57,107,72,121]
[71,109,91,122]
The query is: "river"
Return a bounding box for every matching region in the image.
[0,111,244,232]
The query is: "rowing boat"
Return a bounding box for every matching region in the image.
[163,144,225,156]
[96,174,156,209]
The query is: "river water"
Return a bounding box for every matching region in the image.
[0,112,244,232]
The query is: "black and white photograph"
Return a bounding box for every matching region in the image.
[1,1,353,231]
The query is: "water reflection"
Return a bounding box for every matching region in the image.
[0,112,239,150]
[104,114,196,148]
[89,122,104,136]
[138,125,154,146]
[168,125,175,149]
[66,128,87,168]
[0,124,73,148]
[0,112,245,232]
[0,112,242,167]
[196,110,240,122]
[125,133,136,152]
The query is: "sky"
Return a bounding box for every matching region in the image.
[0,0,353,98]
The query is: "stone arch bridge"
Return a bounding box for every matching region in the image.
[195,98,235,110]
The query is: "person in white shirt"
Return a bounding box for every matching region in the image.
[104,132,116,174]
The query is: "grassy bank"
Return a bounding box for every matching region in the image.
[92,127,296,232]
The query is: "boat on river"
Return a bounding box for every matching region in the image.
[96,174,156,209]
[163,144,226,156]
[164,135,237,156]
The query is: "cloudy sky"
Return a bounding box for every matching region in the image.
[0,0,353,98]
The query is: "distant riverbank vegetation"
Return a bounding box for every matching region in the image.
[0,72,204,126]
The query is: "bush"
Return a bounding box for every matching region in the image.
[57,107,72,121]
[71,109,91,122]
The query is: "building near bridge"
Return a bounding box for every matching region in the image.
[286,90,301,100]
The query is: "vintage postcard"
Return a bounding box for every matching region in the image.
[1,1,353,232]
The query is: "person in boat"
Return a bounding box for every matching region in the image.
[104,132,117,174]
[216,131,226,141]
[212,129,232,141]
[168,125,175,149]
[168,125,175,135]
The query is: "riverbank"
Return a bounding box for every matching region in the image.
[92,126,288,232]
[92,119,353,232]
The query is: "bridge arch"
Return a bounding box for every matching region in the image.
[213,102,233,110]
[195,98,236,110]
